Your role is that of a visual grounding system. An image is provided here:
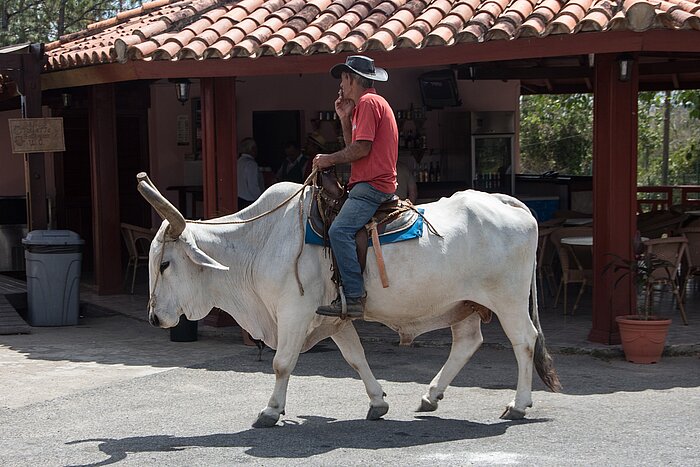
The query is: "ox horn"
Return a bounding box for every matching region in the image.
[136,172,186,239]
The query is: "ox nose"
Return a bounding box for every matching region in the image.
[148,312,160,327]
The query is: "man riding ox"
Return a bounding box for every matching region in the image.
[136,57,561,429]
[312,56,398,319]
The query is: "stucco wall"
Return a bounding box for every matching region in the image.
[234,67,520,155]
[148,80,201,209]
[146,69,519,211]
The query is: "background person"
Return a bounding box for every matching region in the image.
[396,160,418,203]
[276,141,311,183]
[237,137,263,209]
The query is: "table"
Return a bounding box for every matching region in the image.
[561,236,648,246]
[561,236,592,246]
[563,218,592,226]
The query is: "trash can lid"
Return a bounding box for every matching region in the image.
[22,229,85,246]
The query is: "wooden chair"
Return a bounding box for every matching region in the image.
[643,237,689,325]
[637,209,687,239]
[121,223,156,294]
[550,227,593,315]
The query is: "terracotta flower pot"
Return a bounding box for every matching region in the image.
[616,315,671,364]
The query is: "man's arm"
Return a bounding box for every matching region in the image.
[313,140,372,170]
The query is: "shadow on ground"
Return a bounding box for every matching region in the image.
[65,415,547,466]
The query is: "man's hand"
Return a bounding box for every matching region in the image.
[334,90,354,120]
[313,154,334,171]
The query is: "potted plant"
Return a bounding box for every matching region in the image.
[603,235,675,364]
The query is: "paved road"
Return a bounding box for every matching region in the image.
[1,311,699,466]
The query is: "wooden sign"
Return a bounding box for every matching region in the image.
[8,117,66,153]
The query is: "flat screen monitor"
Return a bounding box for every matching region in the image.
[418,70,461,110]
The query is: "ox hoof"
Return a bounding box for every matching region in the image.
[499,405,526,420]
[252,410,280,428]
[366,403,389,421]
[416,396,438,412]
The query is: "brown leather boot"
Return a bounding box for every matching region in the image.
[316,295,365,319]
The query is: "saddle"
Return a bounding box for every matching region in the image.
[309,170,419,288]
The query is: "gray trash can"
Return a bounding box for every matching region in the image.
[22,230,84,326]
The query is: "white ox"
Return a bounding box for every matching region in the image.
[137,172,561,428]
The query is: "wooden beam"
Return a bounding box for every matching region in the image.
[20,53,48,230]
[589,54,639,345]
[88,84,122,294]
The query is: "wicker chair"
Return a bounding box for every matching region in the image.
[121,223,155,294]
[550,226,593,315]
[642,237,689,325]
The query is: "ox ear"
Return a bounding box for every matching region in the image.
[180,230,229,271]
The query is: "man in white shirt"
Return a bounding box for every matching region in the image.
[237,137,263,209]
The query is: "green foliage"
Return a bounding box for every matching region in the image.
[0,0,141,47]
[519,94,593,175]
[520,90,700,184]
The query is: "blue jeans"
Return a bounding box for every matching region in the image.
[329,182,394,299]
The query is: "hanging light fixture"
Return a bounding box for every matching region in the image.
[617,55,633,82]
[174,78,191,105]
[61,92,72,108]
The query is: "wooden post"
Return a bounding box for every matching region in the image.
[20,53,48,231]
[589,53,639,344]
[200,77,240,328]
[201,77,237,218]
[88,84,122,294]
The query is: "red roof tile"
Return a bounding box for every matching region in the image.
[44,0,700,71]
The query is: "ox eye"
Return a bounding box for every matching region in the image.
[160,261,170,273]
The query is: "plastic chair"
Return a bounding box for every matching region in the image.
[121,223,155,294]
[550,226,593,315]
[643,237,688,325]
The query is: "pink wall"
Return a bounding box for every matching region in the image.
[145,68,519,212]
[234,67,519,167]
[148,80,202,219]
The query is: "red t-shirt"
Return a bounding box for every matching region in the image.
[349,88,398,194]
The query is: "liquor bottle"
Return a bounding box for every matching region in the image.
[435,162,441,182]
[422,164,429,183]
[407,130,413,149]
[398,131,405,149]
[428,162,435,182]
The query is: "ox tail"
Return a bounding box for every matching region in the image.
[530,258,563,393]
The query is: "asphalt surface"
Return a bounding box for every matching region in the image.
[1,309,699,466]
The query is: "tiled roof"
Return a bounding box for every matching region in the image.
[44,0,700,71]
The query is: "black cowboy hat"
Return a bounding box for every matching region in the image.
[330,55,388,82]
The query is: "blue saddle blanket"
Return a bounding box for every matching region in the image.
[305,208,425,246]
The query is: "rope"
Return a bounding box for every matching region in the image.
[184,169,318,296]
[186,169,317,225]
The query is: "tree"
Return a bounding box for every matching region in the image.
[0,0,140,47]
[520,90,700,186]
[519,93,593,176]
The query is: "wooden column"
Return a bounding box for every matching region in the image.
[201,77,237,218]
[88,84,122,294]
[589,54,639,344]
[20,53,48,230]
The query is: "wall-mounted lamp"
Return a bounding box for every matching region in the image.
[617,55,633,82]
[173,78,191,105]
[61,92,72,108]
